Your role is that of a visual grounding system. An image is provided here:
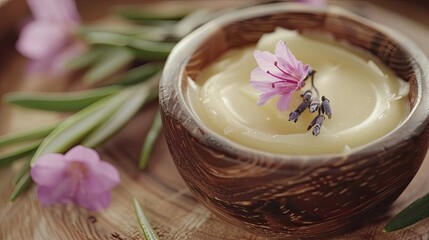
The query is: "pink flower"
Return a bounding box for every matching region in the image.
[16,0,83,74]
[250,40,310,111]
[30,145,120,211]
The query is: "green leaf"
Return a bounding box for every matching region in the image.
[83,31,129,46]
[29,92,129,166]
[66,47,105,71]
[385,193,429,232]
[0,142,39,167]
[10,161,31,201]
[133,198,160,240]
[139,111,162,170]
[83,47,134,85]
[82,76,159,147]
[0,124,56,148]
[82,32,173,60]
[4,86,121,112]
[114,63,163,86]
[115,6,189,21]
[127,38,174,60]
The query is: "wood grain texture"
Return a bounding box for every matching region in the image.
[2,1,429,240]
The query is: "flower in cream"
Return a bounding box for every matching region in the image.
[30,145,120,211]
[250,40,311,111]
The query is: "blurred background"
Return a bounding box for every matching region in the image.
[0,0,428,239]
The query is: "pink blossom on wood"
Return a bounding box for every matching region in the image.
[30,145,120,211]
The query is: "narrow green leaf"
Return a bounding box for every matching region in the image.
[83,47,134,84]
[114,63,163,86]
[133,198,160,240]
[385,193,429,232]
[82,31,173,60]
[12,159,30,186]
[79,24,163,36]
[10,172,31,201]
[0,142,39,167]
[139,112,162,170]
[127,38,174,60]
[83,77,159,147]
[10,162,31,201]
[82,78,159,147]
[66,47,105,71]
[115,6,189,21]
[0,124,56,148]
[83,31,129,46]
[30,92,129,166]
[4,86,121,112]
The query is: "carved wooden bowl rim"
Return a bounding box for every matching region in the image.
[160,3,429,166]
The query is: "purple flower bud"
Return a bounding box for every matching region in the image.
[312,125,321,136]
[307,114,325,136]
[321,96,332,119]
[300,90,312,101]
[297,100,310,113]
[289,111,300,122]
[309,99,320,113]
[289,100,310,122]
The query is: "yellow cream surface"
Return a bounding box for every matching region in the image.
[187,28,409,155]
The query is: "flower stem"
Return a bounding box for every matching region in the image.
[309,70,320,98]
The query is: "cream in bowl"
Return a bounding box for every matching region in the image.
[160,3,429,239]
[188,28,410,155]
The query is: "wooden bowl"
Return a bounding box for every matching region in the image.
[159,3,429,239]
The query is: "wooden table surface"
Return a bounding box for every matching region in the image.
[1,1,429,239]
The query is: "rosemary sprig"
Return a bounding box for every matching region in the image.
[133,198,160,240]
[9,92,128,200]
[8,76,160,200]
[29,92,129,167]
[83,46,134,85]
[83,75,159,147]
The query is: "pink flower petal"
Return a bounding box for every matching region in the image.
[28,0,80,24]
[64,145,100,167]
[83,161,121,194]
[74,191,111,211]
[16,21,67,60]
[275,41,298,70]
[30,153,67,187]
[36,177,75,205]
[251,68,299,89]
[277,93,293,111]
[253,50,279,74]
[257,91,279,105]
